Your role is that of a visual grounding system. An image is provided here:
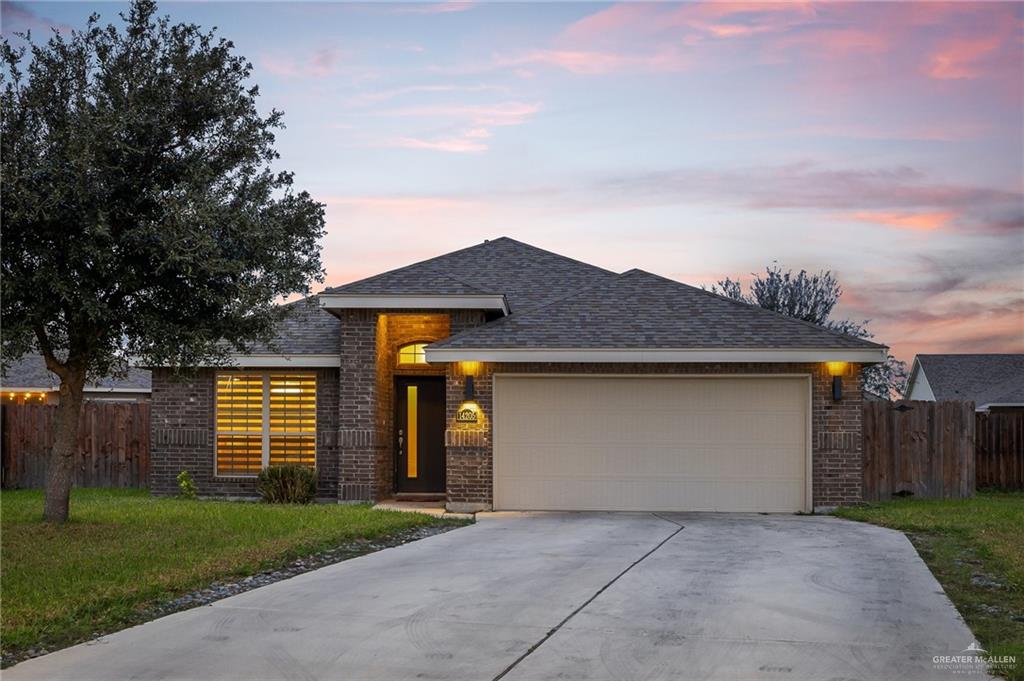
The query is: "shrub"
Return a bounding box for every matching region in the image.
[256,465,317,504]
[176,471,197,499]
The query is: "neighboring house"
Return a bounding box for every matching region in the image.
[149,237,887,512]
[905,354,1024,413]
[1,355,151,404]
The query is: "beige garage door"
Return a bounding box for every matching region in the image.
[493,376,809,512]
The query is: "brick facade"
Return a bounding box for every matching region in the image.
[444,360,864,512]
[151,312,865,511]
[337,311,456,502]
[149,367,339,499]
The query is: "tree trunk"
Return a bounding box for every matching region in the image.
[43,370,86,523]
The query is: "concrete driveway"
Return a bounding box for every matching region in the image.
[6,513,989,681]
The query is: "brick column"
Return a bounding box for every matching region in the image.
[444,310,492,512]
[338,309,385,502]
[811,363,864,510]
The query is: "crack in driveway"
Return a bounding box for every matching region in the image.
[491,514,684,681]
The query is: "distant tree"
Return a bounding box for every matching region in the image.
[1,0,325,522]
[710,264,907,399]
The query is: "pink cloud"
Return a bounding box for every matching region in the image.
[261,48,341,78]
[348,84,507,106]
[562,2,815,44]
[497,47,687,75]
[370,101,540,153]
[926,36,1002,79]
[386,101,541,126]
[391,2,476,15]
[386,134,489,153]
[841,211,956,232]
[0,1,73,37]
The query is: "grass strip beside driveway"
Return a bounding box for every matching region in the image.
[834,492,1024,680]
[1,488,465,663]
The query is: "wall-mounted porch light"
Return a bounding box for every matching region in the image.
[826,362,848,401]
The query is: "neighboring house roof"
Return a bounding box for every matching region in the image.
[322,237,618,313]
[427,269,885,358]
[909,354,1024,408]
[1,355,152,392]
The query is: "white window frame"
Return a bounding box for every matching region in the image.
[215,371,317,478]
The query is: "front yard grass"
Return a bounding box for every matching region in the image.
[834,492,1024,680]
[1,488,465,663]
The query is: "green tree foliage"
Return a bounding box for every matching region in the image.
[710,264,908,399]
[1,1,325,521]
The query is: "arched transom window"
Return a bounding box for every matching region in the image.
[397,342,429,365]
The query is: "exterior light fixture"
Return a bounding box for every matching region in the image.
[464,375,475,401]
[826,362,848,401]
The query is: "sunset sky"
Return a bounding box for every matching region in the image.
[4,1,1022,363]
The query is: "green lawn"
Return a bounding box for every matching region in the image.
[1,488,464,662]
[835,492,1024,680]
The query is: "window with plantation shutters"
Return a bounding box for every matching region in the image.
[269,374,316,467]
[215,372,316,476]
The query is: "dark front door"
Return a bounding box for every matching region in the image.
[395,376,446,493]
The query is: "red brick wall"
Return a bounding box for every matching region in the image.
[150,367,339,498]
[444,361,864,511]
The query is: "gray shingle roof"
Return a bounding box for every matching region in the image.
[242,296,341,355]
[431,269,886,350]
[1,355,152,391]
[323,237,618,313]
[917,354,1024,406]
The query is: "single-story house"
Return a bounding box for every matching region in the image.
[905,354,1024,413]
[1,355,151,404]
[150,237,887,512]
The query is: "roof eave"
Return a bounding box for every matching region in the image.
[319,293,509,316]
[424,347,889,364]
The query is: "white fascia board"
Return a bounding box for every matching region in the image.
[319,294,509,315]
[425,347,889,364]
[225,354,341,368]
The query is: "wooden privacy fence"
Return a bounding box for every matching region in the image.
[863,400,975,501]
[1,403,150,489]
[976,412,1024,491]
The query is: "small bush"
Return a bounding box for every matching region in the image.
[176,471,197,499]
[256,465,317,504]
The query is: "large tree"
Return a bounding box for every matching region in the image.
[1,1,325,522]
[710,264,908,399]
